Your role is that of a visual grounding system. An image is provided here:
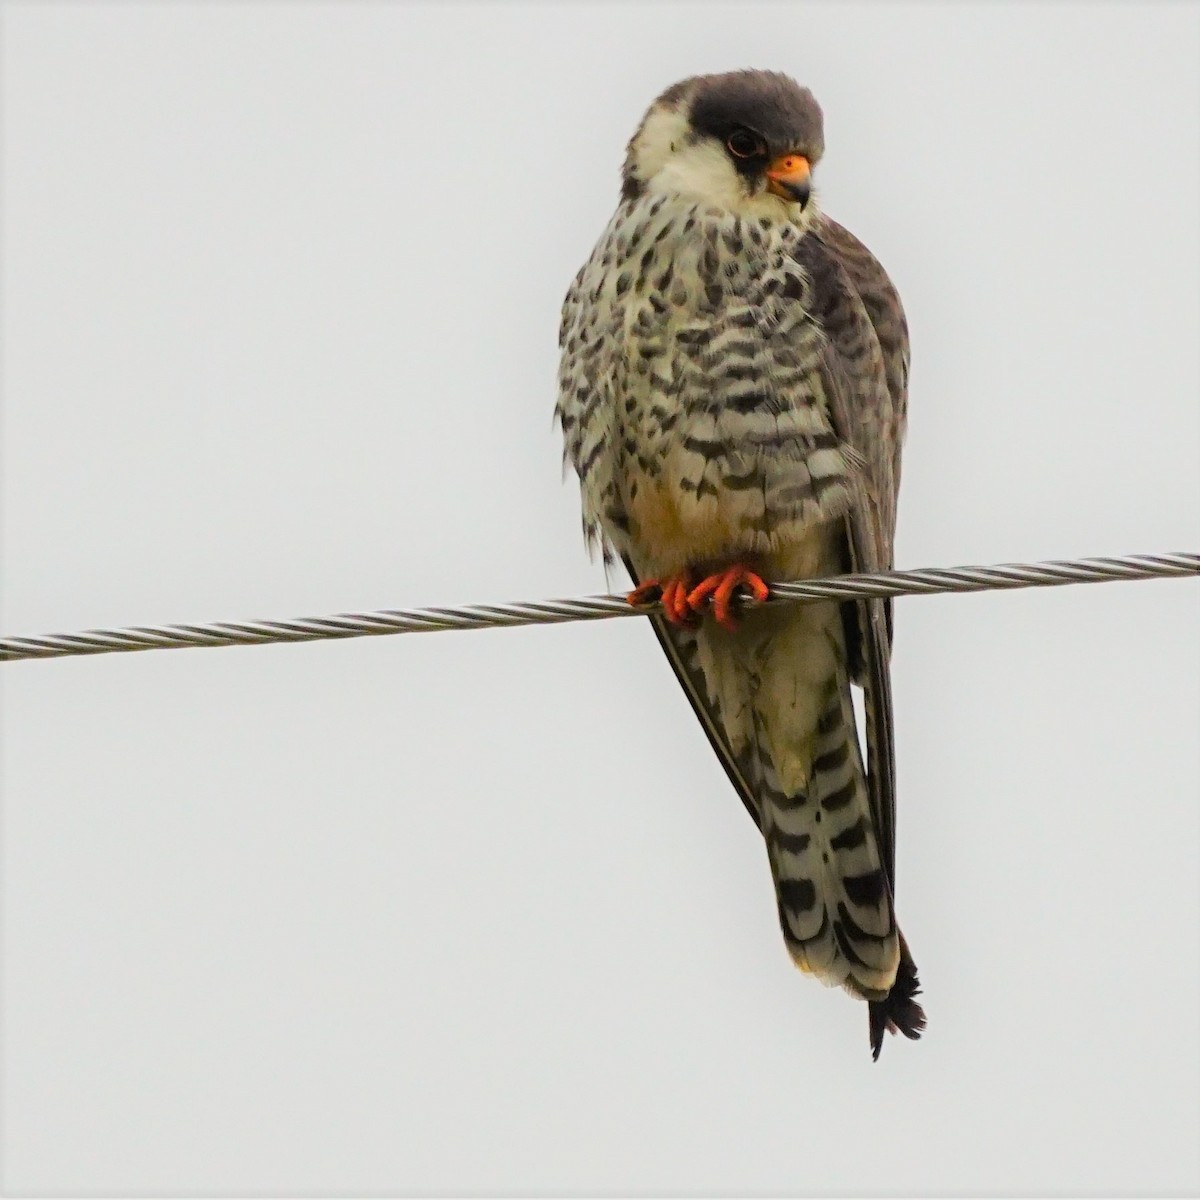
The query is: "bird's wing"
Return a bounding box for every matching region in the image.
[793,216,908,887]
[621,566,763,831]
[808,217,909,571]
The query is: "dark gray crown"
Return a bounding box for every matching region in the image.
[622,70,825,199]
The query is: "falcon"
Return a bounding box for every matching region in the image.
[556,69,925,1057]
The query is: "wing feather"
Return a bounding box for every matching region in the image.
[794,217,907,886]
[622,554,762,831]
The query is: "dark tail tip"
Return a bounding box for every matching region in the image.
[868,940,926,1061]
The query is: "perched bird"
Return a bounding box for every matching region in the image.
[556,70,924,1058]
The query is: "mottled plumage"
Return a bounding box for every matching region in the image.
[556,70,924,1057]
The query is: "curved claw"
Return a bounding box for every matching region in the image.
[626,581,663,608]
[626,572,698,627]
[687,565,770,631]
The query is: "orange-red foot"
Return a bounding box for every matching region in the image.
[687,565,770,631]
[627,572,697,626]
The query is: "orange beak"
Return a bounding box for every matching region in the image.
[765,153,811,207]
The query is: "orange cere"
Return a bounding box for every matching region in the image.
[765,154,810,184]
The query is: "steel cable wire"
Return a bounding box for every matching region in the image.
[1,552,1196,663]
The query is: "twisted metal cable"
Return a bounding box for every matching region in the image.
[1,552,1196,664]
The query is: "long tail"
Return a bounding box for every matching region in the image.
[758,665,901,1003]
[673,585,925,1058]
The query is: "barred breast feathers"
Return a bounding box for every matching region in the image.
[556,195,859,577]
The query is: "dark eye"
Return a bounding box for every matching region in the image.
[726,128,766,159]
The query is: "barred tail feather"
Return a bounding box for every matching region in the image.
[760,669,901,1003]
[643,567,925,1059]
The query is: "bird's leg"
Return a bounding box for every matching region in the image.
[686,564,771,631]
[627,571,698,626]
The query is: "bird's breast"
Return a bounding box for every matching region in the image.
[560,196,850,572]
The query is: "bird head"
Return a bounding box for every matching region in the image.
[622,70,824,225]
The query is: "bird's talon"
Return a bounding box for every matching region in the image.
[626,581,663,608]
[687,565,770,630]
[627,573,698,626]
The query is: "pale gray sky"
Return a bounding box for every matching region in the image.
[3,2,1198,1193]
